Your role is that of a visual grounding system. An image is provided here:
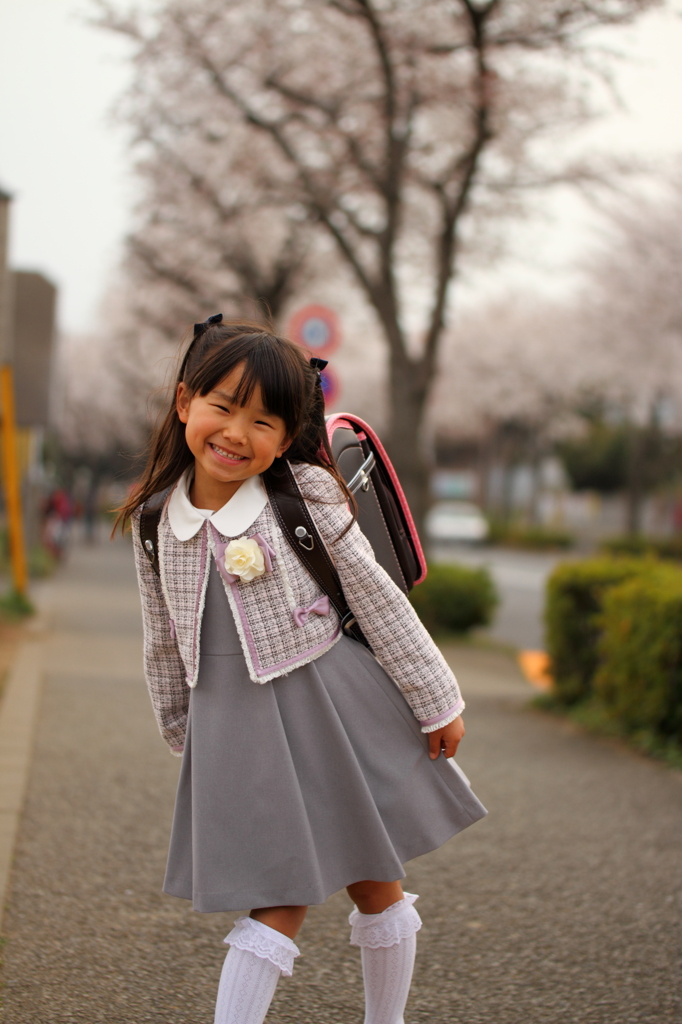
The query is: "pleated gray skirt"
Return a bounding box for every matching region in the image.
[164,566,487,912]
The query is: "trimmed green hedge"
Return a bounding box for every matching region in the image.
[545,558,650,704]
[596,566,682,743]
[545,556,682,759]
[487,520,574,550]
[601,535,682,562]
[410,563,498,635]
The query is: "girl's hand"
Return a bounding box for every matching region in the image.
[428,716,465,759]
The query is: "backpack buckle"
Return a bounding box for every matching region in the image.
[347,452,376,495]
[294,525,315,551]
[341,610,358,636]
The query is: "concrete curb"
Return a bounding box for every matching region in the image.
[0,633,45,933]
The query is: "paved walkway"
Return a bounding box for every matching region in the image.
[430,543,574,650]
[0,540,680,1023]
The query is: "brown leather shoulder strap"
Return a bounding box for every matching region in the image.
[264,464,369,648]
[139,488,170,577]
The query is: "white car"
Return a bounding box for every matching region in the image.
[425,501,489,543]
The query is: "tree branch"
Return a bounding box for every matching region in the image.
[418,0,498,387]
[128,237,208,301]
[263,74,384,190]
[183,32,384,310]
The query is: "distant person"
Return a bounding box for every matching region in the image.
[673,499,682,534]
[82,480,99,543]
[42,488,73,559]
[117,318,486,1024]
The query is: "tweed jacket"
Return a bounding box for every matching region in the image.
[132,462,464,752]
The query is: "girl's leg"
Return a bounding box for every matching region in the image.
[346,881,422,1024]
[250,904,308,939]
[214,906,307,1024]
[347,880,405,915]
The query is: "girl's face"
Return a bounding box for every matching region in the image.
[177,363,290,496]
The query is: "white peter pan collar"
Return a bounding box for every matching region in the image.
[167,470,269,541]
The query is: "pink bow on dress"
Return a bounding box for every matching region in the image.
[292,595,330,628]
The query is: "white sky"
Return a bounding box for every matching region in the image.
[1,0,682,332]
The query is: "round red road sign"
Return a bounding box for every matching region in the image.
[287,304,341,357]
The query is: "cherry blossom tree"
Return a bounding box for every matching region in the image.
[51,326,143,467]
[122,124,314,333]
[96,0,658,524]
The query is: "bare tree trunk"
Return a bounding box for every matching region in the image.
[477,423,495,513]
[526,437,543,526]
[500,461,515,523]
[625,424,645,535]
[385,355,432,539]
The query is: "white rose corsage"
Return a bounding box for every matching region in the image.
[214,531,275,584]
[223,537,265,581]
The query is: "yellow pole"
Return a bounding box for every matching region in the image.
[0,364,28,595]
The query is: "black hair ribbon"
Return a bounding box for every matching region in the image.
[179,313,224,380]
[193,312,223,335]
[310,357,328,375]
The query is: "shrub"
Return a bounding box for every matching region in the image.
[545,558,649,704]
[596,565,682,743]
[0,531,58,578]
[556,421,627,493]
[0,589,34,620]
[28,544,58,579]
[409,563,497,635]
[601,535,682,562]
[487,520,574,550]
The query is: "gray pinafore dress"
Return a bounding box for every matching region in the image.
[164,565,487,912]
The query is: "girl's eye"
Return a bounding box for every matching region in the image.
[255,420,274,429]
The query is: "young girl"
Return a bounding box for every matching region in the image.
[121,317,487,1024]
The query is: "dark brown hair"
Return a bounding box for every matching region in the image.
[115,318,355,532]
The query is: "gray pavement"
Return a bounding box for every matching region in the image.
[430,543,574,650]
[1,539,680,1024]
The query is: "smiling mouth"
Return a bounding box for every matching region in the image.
[209,443,248,462]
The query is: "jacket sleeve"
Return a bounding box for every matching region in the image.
[294,464,464,732]
[131,508,189,753]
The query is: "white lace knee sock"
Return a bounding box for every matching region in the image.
[214,916,300,1024]
[349,893,422,1024]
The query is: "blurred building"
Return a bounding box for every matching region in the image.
[0,190,58,558]
[13,271,56,429]
[0,190,12,363]
[11,270,57,545]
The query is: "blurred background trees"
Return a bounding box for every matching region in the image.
[576,177,682,533]
[431,171,682,540]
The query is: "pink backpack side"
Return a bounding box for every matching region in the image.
[326,413,427,592]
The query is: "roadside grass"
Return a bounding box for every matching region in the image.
[441,631,519,658]
[487,520,575,551]
[0,614,29,705]
[532,691,682,771]
[0,591,34,620]
[27,545,58,579]
[0,583,35,703]
[601,534,682,561]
